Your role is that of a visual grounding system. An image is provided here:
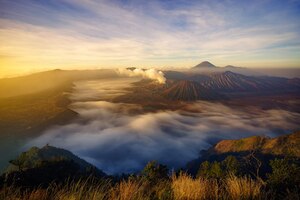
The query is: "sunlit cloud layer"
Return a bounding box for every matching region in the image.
[0,0,300,77]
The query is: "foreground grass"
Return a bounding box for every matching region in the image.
[225,175,264,200]
[1,174,289,200]
[172,173,218,200]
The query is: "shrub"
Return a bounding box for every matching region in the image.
[197,161,223,179]
[267,158,300,193]
[222,156,240,176]
[141,161,169,184]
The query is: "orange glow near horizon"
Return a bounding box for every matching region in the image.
[1,0,300,78]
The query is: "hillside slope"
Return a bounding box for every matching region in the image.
[0,69,117,98]
[207,131,300,157]
[0,69,117,172]
[201,71,300,92]
[187,131,300,174]
[2,145,105,187]
[7,145,104,175]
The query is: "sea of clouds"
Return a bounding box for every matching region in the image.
[26,78,300,174]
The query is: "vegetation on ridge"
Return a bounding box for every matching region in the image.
[1,131,299,199]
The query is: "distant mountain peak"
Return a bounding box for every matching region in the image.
[193,61,216,68]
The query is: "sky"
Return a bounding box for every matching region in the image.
[0,0,300,77]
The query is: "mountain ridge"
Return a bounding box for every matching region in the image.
[186,131,300,175]
[207,131,300,157]
[6,145,105,176]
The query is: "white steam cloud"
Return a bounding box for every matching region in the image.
[25,79,300,174]
[116,68,166,84]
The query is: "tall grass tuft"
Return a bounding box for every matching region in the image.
[53,178,110,200]
[172,173,218,200]
[110,179,144,200]
[225,174,263,200]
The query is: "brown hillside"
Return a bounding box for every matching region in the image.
[209,131,300,157]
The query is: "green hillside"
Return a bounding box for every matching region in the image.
[7,145,105,176]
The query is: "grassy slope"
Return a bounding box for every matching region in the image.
[0,69,117,172]
[0,82,76,136]
[0,68,118,136]
[0,80,77,172]
[209,131,300,157]
[0,69,118,98]
[186,131,300,176]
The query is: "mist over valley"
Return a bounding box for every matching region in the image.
[1,65,297,174]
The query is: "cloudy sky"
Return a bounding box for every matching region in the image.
[0,0,300,77]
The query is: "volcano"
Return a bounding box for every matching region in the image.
[200,71,298,92]
[163,80,222,101]
[192,61,216,69]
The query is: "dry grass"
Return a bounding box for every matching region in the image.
[0,179,110,200]
[172,173,219,200]
[0,175,274,200]
[52,179,110,200]
[0,187,49,200]
[225,175,263,200]
[110,180,143,200]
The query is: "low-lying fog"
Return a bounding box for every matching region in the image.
[26,78,300,174]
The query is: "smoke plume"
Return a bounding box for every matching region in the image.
[116,68,166,84]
